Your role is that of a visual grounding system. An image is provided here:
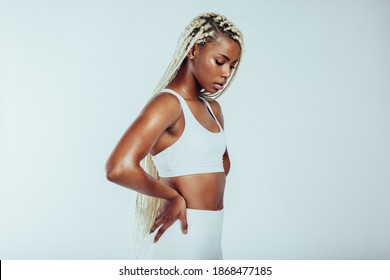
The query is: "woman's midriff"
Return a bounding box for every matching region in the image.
[160,172,226,210]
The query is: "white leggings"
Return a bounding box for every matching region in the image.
[140,208,224,260]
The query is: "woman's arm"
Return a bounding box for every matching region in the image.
[223,149,231,176]
[105,93,188,241]
[106,93,179,197]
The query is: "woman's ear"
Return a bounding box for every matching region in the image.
[187,44,200,60]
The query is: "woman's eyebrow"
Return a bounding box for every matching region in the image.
[217,53,238,63]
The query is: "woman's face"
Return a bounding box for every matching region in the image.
[190,36,241,94]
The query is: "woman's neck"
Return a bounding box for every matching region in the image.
[167,61,202,99]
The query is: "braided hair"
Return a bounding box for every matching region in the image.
[153,12,244,99]
[132,12,244,258]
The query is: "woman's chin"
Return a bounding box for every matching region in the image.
[204,86,220,94]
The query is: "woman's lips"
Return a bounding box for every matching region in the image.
[215,83,224,90]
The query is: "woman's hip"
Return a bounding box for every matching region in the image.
[143,208,224,259]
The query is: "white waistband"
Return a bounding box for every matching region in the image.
[181,208,224,234]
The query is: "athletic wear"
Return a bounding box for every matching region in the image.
[139,89,226,260]
[152,88,226,178]
[140,208,224,260]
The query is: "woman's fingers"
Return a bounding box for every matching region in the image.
[180,213,188,234]
[150,213,188,241]
[153,220,174,243]
[150,195,188,242]
[149,212,170,233]
[149,217,163,234]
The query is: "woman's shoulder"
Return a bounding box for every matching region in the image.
[139,92,182,125]
[152,91,182,104]
[146,91,182,112]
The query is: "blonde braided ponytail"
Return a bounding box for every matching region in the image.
[132,12,244,259]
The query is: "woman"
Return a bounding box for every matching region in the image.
[105,12,244,259]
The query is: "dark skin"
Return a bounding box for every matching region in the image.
[105,35,241,243]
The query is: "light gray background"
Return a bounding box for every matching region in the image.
[1,0,389,259]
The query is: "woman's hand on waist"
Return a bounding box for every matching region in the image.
[149,194,188,243]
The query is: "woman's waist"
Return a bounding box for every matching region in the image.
[161,173,226,210]
[160,171,226,186]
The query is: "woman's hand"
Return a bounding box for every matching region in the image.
[149,195,188,243]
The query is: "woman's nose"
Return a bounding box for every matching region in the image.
[221,67,231,78]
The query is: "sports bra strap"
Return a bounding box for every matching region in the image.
[161,88,223,130]
[199,97,223,130]
[161,88,184,101]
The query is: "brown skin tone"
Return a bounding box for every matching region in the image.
[105,35,241,243]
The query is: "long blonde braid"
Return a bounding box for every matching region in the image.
[132,12,244,259]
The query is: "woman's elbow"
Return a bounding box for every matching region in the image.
[106,165,121,182]
[105,160,136,183]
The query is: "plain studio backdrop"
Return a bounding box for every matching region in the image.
[0,0,389,259]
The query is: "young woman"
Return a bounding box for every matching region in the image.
[105,12,244,259]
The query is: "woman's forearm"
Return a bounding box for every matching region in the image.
[106,164,179,201]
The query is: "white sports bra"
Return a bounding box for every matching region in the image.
[152,88,227,178]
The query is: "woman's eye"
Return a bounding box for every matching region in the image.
[215,60,224,66]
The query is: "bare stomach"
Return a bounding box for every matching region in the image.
[160,172,226,210]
